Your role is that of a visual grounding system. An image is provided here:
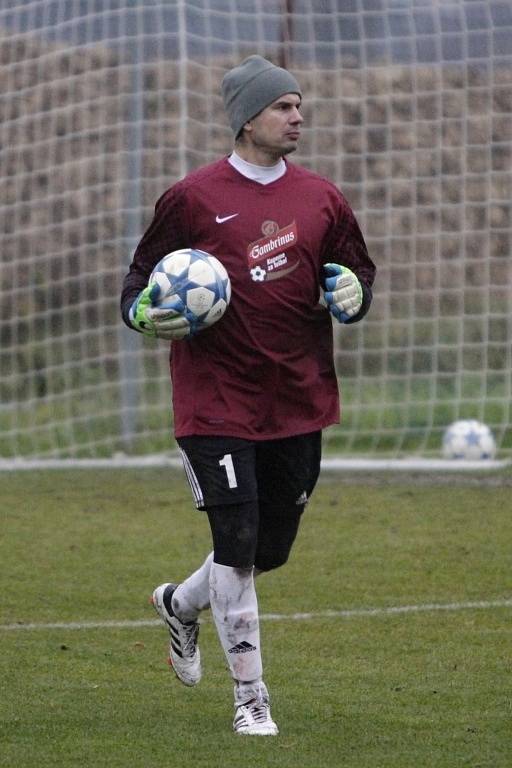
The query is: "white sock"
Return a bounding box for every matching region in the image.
[209,561,263,683]
[172,553,263,623]
[171,552,214,622]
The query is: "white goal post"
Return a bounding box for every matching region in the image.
[0,0,511,462]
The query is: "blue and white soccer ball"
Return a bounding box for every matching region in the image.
[442,419,496,460]
[150,248,231,335]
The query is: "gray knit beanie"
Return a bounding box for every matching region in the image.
[221,55,302,138]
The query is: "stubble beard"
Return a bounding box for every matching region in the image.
[267,139,299,162]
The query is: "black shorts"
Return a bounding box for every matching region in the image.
[177,432,322,511]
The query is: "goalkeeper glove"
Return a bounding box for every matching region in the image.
[322,263,363,323]
[129,283,190,340]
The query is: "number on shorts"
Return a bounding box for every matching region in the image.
[219,453,237,489]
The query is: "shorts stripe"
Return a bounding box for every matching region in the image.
[179,447,204,508]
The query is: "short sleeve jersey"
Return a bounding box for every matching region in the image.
[122,158,375,440]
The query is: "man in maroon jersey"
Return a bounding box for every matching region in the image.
[121,55,376,736]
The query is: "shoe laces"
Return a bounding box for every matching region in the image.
[244,696,270,724]
[237,686,271,721]
[177,619,199,657]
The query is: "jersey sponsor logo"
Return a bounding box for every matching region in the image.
[247,220,299,282]
[216,213,239,223]
[250,261,300,282]
[261,219,279,237]
[248,221,297,261]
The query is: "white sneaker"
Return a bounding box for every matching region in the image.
[151,582,201,687]
[233,681,279,736]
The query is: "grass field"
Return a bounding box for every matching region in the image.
[1,467,511,767]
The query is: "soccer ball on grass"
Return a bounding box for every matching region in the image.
[442,419,496,460]
[150,248,231,335]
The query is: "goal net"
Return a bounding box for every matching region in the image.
[1,0,511,461]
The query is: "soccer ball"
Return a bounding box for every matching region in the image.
[442,420,496,460]
[150,248,231,335]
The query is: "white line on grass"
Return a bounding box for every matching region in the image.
[1,598,511,632]
[1,456,510,471]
